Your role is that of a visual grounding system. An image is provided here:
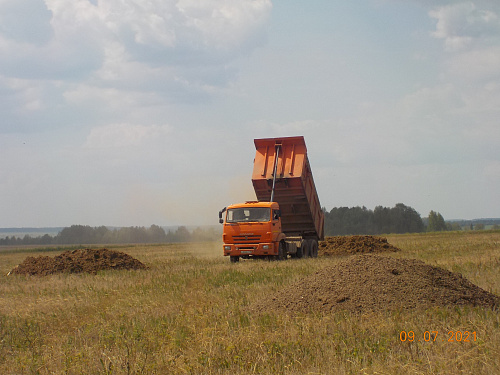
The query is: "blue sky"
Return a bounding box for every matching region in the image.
[1,0,499,227]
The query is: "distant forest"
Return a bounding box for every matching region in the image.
[324,203,424,235]
[1,204,498,246]
[0,225,220,246]
[324,204,500,235]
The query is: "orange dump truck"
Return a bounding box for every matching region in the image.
[219,136,324,262]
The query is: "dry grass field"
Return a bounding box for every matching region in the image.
[1,231,499,374]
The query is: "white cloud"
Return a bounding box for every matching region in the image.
[0,77,44,113]
[0,0,271,131]
[421,2,500,165]
[175,0,271,50]
[0,0,53,44]
[64,83,159,112]
[429,2,500,51]
[99,0,178,48]
[400,84,463,118]
[84,123,172,149]
[0,0,271,98]
[445,45,500,83]
[0,0,107,79]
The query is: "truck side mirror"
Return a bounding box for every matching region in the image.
[219,207,227,224]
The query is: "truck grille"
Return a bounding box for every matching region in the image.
[232,235,261,244]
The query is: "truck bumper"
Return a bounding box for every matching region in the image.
[223,243,276,257]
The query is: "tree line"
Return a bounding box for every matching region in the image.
[0,225,220,246]
[323,204,463,235]
[324,203,425,235]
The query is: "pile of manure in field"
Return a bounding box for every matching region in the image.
[8,248,147,276]
[319,235,401,256]
[251,254,499,314]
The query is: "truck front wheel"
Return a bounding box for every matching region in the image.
[230,256,240,263]
[277,241,286,261]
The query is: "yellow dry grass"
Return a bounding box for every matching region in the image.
[0,231,499,374]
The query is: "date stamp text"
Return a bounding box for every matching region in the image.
[399,331,477,342]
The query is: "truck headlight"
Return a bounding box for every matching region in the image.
[224,246,231,251]
[262,245,269,250]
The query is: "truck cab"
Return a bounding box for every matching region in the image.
[220,201,284,262]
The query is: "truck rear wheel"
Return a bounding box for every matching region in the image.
[301,239,310,258]
[230,256,240,263]
[309,239,318,258]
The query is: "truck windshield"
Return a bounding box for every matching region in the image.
[226,207,270,223]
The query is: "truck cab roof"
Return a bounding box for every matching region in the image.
[227,201,279,210]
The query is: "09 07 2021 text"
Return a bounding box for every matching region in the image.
[399,331,477,342]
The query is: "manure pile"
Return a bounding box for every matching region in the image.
[319,235,400,256]
[9,248,147,276]
[251,255,499,314]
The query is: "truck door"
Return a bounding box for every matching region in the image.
[272,209,281,240]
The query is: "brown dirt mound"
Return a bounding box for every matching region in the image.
[251,255,499,314]
[319,235,401,256]
[8,248,147,276]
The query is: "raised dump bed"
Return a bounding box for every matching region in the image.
[252,136,324,240]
